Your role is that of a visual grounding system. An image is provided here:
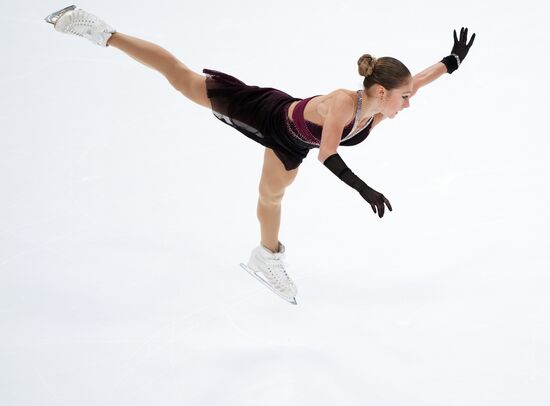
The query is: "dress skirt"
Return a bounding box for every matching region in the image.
[202,68,311,171]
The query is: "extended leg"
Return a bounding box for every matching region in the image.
[45,5,210,109]
[107,33,211,108]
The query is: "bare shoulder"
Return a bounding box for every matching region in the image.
[325,88,355,107]
[314,89,355,120]
[296,88,356,127]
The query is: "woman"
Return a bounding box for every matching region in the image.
[45,5,475,305]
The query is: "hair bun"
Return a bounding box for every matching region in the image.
[357,54,377,77]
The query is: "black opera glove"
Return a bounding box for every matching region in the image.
[323,153,393,218]
[441,27,476,74]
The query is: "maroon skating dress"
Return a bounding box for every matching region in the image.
[203,68,375,171]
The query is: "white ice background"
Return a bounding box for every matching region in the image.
[1,0,549,405]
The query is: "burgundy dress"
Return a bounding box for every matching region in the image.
[203,68,374,171]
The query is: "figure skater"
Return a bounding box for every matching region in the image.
[45,5,475,304]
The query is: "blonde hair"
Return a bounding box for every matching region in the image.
[357,54,411,90]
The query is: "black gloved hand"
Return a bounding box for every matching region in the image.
[441,27,476,74]
[358,183,393,218]
[324,153,392,218]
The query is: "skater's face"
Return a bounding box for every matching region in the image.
[380,78,413,119]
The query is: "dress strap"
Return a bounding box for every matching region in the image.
[340,90,374,142]
[341,90,363,142]
[353,90,363,127]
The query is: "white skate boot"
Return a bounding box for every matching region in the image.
[45,5,116,47]
[240,242,298,305]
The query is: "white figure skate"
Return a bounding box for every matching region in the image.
[240,242,298,305]
[45,5,116,47]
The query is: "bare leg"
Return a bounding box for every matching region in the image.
[107,33,210,108]
[105,35,298,251]
[257,149,299,253]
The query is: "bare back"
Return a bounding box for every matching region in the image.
[287,89,384,131]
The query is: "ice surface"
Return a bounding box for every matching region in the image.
[1,1,549,405]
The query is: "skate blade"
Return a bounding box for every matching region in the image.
[45,5,77,25]
[240,263,297,305]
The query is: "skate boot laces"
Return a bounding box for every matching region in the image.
[57,9,113,34]
[264,257,296,291]
[48,7,115,47]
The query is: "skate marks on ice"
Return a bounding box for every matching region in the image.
[239,263,297,305]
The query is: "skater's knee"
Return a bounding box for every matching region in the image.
[258,184,285,206]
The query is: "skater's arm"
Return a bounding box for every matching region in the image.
[317,93,350,162]
[410,62,447,97]
[318,95,392,218]
[411,27,476,97]
[412,27,476,97]
[322,153,392,218]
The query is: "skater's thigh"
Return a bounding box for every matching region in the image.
[259,148,299,201]
[168,64,211,109]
